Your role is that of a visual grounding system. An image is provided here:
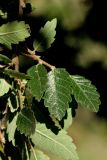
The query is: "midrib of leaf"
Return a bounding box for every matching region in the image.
[36,130,73,156]
[0,29,28,36]
[20,112,34,125]
[35,70,42,95]
[71,76,97,111]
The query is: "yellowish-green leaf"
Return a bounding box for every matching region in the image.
[33,18,57,52]
[7,114,18,146]
[0,79,11,96]
[0,21,30,49]
[31,123,78,160]
[30,149,50,160]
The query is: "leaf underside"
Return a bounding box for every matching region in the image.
[44,68,72,121]
[31,123,79,160]
[70,75,101,112]
[0,21,30,49]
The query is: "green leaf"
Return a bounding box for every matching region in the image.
[64,108,72,130]
[0,54,11,64]
[3,69,30,79]
[16,108,36,136]
[7,114,18,146]
[31,123,78,160]
[0,79,11,96]
[30,149,50,160]
[44,68,72,121]
[33,18,57,52]
[0,21,30,49]
[27,64,47,101]
[8,92,18,112]
[70,75,101,112]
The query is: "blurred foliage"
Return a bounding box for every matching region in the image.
[66,36,107,68]
[30,0,91,30]
[29,0,107,70]
[69,108,107,160]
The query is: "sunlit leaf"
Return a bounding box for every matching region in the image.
[33,18,57,52]
[30,149,50,160]
[0,78,11,96]
[16,108,36,136]
[63,108,72,130]
[0,21,30,49]
[7,114,18,146]
[27,64,47,101]
[31,123,78,160]
[44,68,72,121]
[70,75,101,112]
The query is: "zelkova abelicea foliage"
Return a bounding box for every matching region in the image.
[0,1,100,160]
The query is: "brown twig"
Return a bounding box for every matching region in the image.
[22,48,55,70]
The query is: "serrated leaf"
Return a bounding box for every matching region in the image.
[70,75,101,112]
[3,69,30,79]
[27,64,47,101]
[30,149,50,160]
[0,79,11,96]
[33,18,57,52]
[8,92,19,112]
[44,68,72,121]
[31,123,78,160]
[16,108,36,136]
[0,54,11,64]
[7,114,18,146]
[0,21,30,49]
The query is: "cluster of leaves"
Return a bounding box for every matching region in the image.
[0,1,100,160]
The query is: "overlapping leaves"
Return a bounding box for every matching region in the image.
[31,123,79,160]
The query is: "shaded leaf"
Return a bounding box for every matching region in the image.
[0,21,30,49]
[3,69,30,79]
[7,114,18,146]
[33,18,57,52]
[0,78,11,96]
[16,108,36,136]
[30,149,50,160]
[27,64,47,101]
[44,68,72,121]
[0,54,11,64]
[31,123,78,160]
[70,75,101,112]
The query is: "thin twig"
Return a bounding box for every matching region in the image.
[22,48,55,70]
